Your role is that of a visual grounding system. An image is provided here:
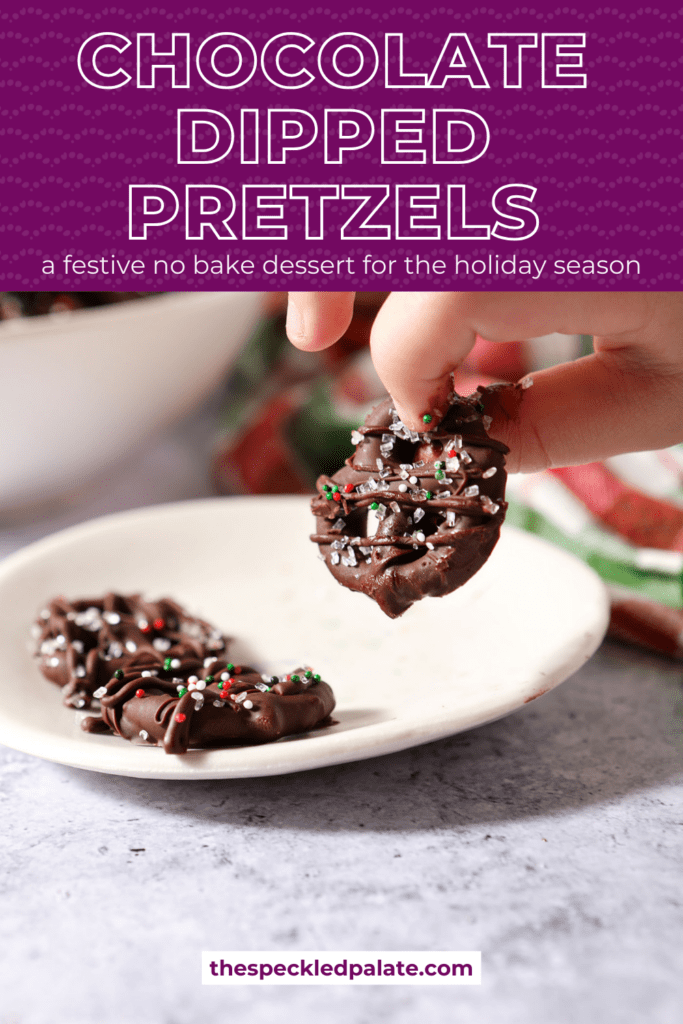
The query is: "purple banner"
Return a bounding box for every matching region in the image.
[1,2,681,291]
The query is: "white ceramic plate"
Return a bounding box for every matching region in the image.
[0,497,609,779]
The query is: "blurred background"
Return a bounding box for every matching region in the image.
[2,289,682,661]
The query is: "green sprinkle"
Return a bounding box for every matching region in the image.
[435,471,444,480]
[425,491,433,500]
[226,663,234,672]
[163,657,172,671]
[313,673,321,682]
[322,483,331,491]
[434,461,444,470]
[114,669,124,680]
[331,485,339,493]
[422,413,433,424]
[290,673,300,683]
[370,501,379,510]
[326,493,334,500]
[177,686,188,697]
[304,670,312,679]
[205,675,214,684]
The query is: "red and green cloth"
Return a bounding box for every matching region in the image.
[213,311,683,660]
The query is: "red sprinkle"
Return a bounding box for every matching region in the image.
[175,712,186,723]
[140,624,151,634]
[153,618,165,630]
[343,483,354,493]
[135,689,145,698]
[233,666,242,675]
[332,492,342,502]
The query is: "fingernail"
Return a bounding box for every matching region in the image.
[286,296,304,342]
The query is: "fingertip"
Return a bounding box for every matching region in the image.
[286,291,356,351]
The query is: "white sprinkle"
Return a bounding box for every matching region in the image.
[376,458,384,471]
[137,619,148,631]
[520,376,534,389]
[409,430,420,443]
[187,675,198,683]
[220,672,230,681]
[125,640,137,653]
[426,541,435,550]
[413,508,425,523]
[464,484,480,497]
[213,700,226,707]
[195,679,207,691]
[243,700,254,710]
[452,435,463,450]
[409,475,418,485]
[75,699,85,709]
[48,657,60,667]
[153,637,171,652]
[398,483,408,493]
[141,670,152,678]
[176,683,185,692]
[351,429,363,444]
[171,658,181,669]
[415,531,426,543]
[439,490,451,498]
[204,657,216,668]
[94,686,107,699]
[390,501,401,514]
[72,640,84,654]
[40,609,50,620]
[331,518,345,531]
[367,477,378,490]
[75,665,86,678]
[482,415,493,429]
[481,495,500,514]
[446,457,460,471]
[447,511,456,527]
[191,691,203,702]
[255,682,270,692]
[331,551,340,565]
[376,503,387,519]
[234,692,247,704]
[460,450,472,464]
[483,466,497,478]
[103,612,120,625]
[139,730,149,740]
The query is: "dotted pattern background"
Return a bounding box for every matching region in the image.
[1,3,681,291]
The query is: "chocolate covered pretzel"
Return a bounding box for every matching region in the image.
[81,650,335,754]
[33,593,229,708]
[311,388,509,618]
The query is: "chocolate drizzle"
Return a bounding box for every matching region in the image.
[310,387,511,618]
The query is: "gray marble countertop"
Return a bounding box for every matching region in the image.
[1,400,682,1024]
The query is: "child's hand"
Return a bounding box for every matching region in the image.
[286,290,683,472]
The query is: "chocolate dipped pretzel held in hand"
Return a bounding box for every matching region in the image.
[311,387,510,618]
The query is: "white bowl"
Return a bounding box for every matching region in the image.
[0,291,262,515]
